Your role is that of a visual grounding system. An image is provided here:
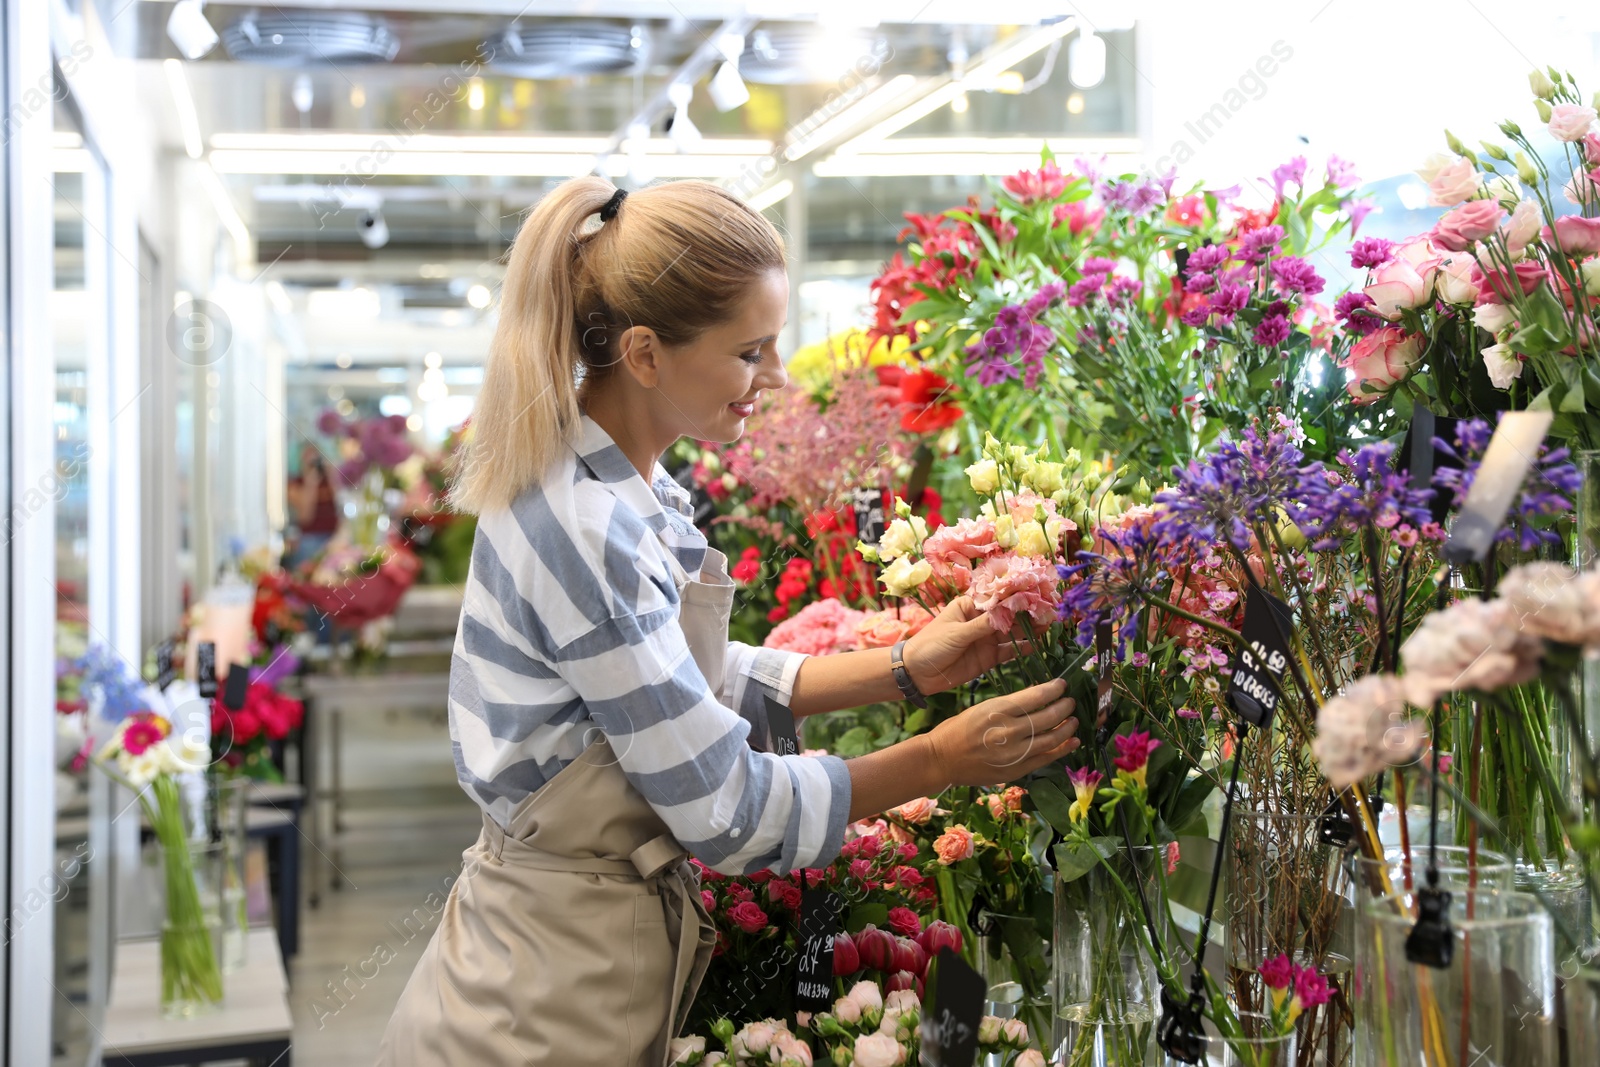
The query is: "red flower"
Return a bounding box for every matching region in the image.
[122,718,165,757]
[1002,160,1069,204]
[856,835,881,859]
[727,900,769,934]
[731,546,762,584]
[895,368,964,435]
[848,858,873,881]
[803,868,826,889]
[917,920,963,958]
[766,605,789,623]
[767,879,803,912]
[897,842,919,861]
[893,866,924,890]
[725,883,754,903]
[701,889,717,912]
[747,869,773,883]
[885,969,917,993]
[1166,195,1207,227]
[853,925,894,971]
[1112,730,1161,773]
[805,509,842,538]
[832,931,862,976]
[1259,953,1294,991]
[887,906,923,938]
[892,936,929,978]
[1053,200,1104,236]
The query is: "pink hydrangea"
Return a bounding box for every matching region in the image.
[922,517,1002,591]
[763,597,867,656]
[969,554,1061,631]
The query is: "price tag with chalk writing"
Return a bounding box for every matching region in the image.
[919,947,985,1067]
[156,639,177,692]
[222,662,252,711]
[1226,586,1293,729]
[1094,621,1115,724]
[852,487,889,548]
[764,695,800,757]
[196,641,218,700]
[794,888,845,1013]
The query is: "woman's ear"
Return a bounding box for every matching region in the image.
[617,324,664,388]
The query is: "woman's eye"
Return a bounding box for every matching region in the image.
[739,349,764,365]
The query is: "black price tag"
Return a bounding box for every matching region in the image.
[222,662,251,711]
[196,641,218,700]
[764,695,800,757]
[919,947,985,1067]
[852,487,889,547]
[155,639,177,692]
[794,888,845,1012]
[1094,621,1115,726]
[1397,409,1458,525]
[1226,586,1292,729]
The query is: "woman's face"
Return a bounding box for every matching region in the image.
[651,268,789,445]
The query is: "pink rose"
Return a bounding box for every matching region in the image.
[728,900,770,934]
[1549,103,1598,143]
[1502,199,1542,254]
[1425,157,1479,206]
[933,825,975,865]
[1432,199,1502,251]
[1548,214,1600,256]
[1311,674,1427,789]
[1364,244,1437,319]
[1473,259,1546,303]
[887,906,922,938]
[851,1032,904,1067]
[855,610,912,650]
[891,797,939,824]
[1434,251,1480,304]
[1340,327,1420,403]
[1001,784,1026,811]
[845,979,884,1015]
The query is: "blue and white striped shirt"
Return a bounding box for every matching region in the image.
[448,415,852,874]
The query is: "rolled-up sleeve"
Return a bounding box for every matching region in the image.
[720,642,808,752]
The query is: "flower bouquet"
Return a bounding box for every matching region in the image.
[95,712,223,1016]
[209,649,303,782]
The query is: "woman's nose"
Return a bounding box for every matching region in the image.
[758,348,787,391]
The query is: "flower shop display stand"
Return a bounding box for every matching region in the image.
[102,927,291,1066]
[299,670,452,904]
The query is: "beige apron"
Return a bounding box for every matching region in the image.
[376,549,735,1067]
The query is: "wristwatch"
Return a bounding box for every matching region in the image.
[889,639,928,708]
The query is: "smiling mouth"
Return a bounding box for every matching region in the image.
[729,400,756,415]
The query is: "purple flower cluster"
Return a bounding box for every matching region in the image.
[964,282,1064,388]
[1252,314,1292,347]
[1326,155,1361,189]
[1270,256,1325,296]
[1349,237,1395,270]
[1271,157,1307,199]
[320,410,415,485]
[1057,523,1171,653]
[1433,418,1582,551]
[1186,244,1230,273]
[1295,443,1434,550]
[1097,169,1176,216]
[1333,291,1382,336]
[1154,426,1324,550]
[1237,225,1287,264]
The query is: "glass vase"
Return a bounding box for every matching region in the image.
[1160,1012,1298,1067]
[1054,845,1166,1067]
[207,776,250,973]
[1352,889,1556,1067]
[1225,809,1352,1067]
[155,838,225,1018]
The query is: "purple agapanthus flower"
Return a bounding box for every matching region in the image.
[1154,427,1324,551]
[1433,418,1582,551]
[75,644,153,722]
[1349,236,1396,270]
[1270,156,1307,199]
[1334,291,1382,336]
[1186,244,1231,273]
[1326,155,1360,189]
[1296,443,1433,550]
[1057,523,1174,655]
[1270,256,1324,296]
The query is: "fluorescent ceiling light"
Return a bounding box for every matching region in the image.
[208,132,769,156]
[782,74,919,162]
[307,287,380,319]
[835,19,1078,153]
[746,179,795,212]
[265,280,294,315]
[813,138,1140,177]
[164,59,204,159]
[209,148,761,179]
[197,163,251,263]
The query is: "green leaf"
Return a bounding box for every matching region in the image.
[1052,837,1119,883]
[1562,382,1588,414]
[902,706,930,736]
[831,726,876,757]
[1029,776,1077,833]
[844,902,888,934]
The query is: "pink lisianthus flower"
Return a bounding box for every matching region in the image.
[854,604,936,650]
[921,517,1002,592]
[763,598,867,656]
[969,553,1061,632]
[1432,199,1503,252]
[1002,489,1058,525]
[1547,214,1600,256]
[1340,326,1420,404]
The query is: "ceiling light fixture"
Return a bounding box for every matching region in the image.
[708,59,750,112]
[163,59,204,159]
[746,179,794,212]
[357,208,389,249]
[780,74,920,163]
[1067,29,1107,89]
[291,73,314,115]
[950,91,969,115]
[166,0,219,61]
[666,82,701,150]
[467,78,485,112]
[466,284,492,310]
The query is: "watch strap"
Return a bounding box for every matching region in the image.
[890,639,928,709]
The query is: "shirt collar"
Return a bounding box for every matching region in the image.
[574,415,706,575]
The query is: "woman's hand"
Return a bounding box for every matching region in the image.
[925,678,1079,789]
[904,596,1033,696]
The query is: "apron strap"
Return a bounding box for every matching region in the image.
[660,860,717,1040]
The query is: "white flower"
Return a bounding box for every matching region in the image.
[1311,674,1427,789]
[1015,1053,1047,1067]
[965,459,999,495]
[1023,461,1065,495]
[1502,198,1542,255]
[883,989,919,1014]
[845,979,883,1016]
[771,1032,812,1067]
[833,996,862,1024]
[1414,152,1456,183]
[850,1032,903,1067]
[120,751,165,789]
[1482,175,1522,209]
[1583,259,1600,298]
[977,1016,1004,1044]
[1001,1018,1029,1046]
[1530,68,1556,99]
[734,1020,777,1056]
[1399,598,1543,707]
[993,515,1018,549]
[1473,303,1515,336]
[1481,343,1523,389]
[1500,562,1600,646]
[876,517,927,562]
[1015,520,1051,558]
[1435,252,1480,305]
[879,556,932,598]
[668,1036,705,1065]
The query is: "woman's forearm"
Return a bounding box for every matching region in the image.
[788,646,902,719]
[845,733,949,822]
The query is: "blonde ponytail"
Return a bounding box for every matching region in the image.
[451,176,786,515]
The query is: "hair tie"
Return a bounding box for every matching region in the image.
[599,188,628,222]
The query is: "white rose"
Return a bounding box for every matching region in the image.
[771,1032,813,1067]
[883,989,919,1014]
[1435,252,1479,305]
[736,1020,776,1056]
[1001,1018,1029,1046]
[703,1055,726,1066]
[1426,157,1479,207]
[977,1017,1004,1044]
[965,459,999,495]
[1583,258,1600,298]
[993,514,1018,549]
[850,1033,903,1067]
[877,516,927,561]
[1015,520,1051,558]
[879,556,932,598]
[834,997,862,1024]
[1414,152,1456,183]
[1473,303,1515,336]
[668,1036,705,1064]
[845,980,884,1015]
[1481,343,1523,389]
[1015,1051,1047,1067]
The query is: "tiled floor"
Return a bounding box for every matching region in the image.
[287,704,480,1067]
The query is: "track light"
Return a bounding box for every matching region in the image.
[667,82,701,149]
[1068,30,1106,89]
[166,0,219,60]
[292,73,314,115]
[357,208,389,249]
[708,60,749,112]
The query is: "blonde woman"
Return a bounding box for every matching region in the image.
[376,177,1082,1067]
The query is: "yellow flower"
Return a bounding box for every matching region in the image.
[1016,520,1050,558]
[1067,767,1103,824]
[1024,461,1065,496]
[994,515,1018,549]
[966,459,1000,495]
[785,328,913,391]
[880,556,932,598]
